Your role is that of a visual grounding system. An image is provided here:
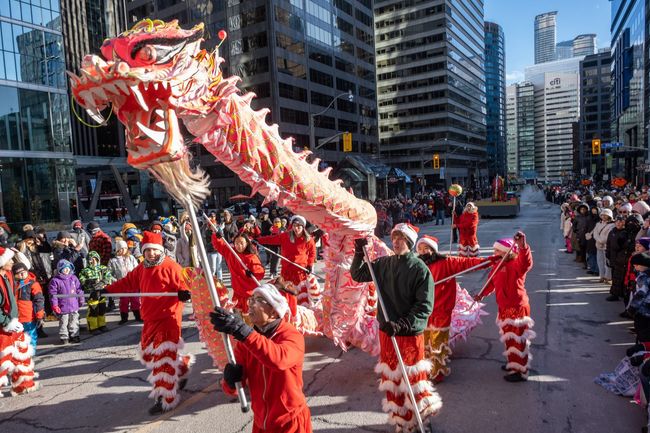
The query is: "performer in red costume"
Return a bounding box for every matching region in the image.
[211,283,312,433]
[105,231,194,414]
[212,230,265,317]
[475,232,535,382]
[454,202,480,257]
[415,235,494,383]
[256,215,316,315]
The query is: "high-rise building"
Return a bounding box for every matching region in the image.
[0,1,77,223]
[611,0,647,180]
[484,21,506,176]
[375,0,487,190]
[526,57,583,181]
[534,11,557,64]
[128,0,378,206]
[573,34,597,57]
[505,82,535,178]
[555,40,573,60]
[578,50,611,178]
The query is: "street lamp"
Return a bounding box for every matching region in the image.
[309,90,353,151]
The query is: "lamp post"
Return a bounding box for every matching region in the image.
[309,90,353,151]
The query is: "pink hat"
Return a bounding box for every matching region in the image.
[416,235,439,252]
[493,238,517,254]
[141,231,164,252]
[391,223,420,248]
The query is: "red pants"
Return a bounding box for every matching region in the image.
[119,296,141,313]
[252,405,312,433]
[497,306,536,376]
[0,331,38,395]
[375,332,442,432]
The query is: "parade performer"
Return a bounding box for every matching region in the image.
[475,232,535,382]
[105,231,194,414]
[108,240,141,324]
[11,263,44,352]
[415,235,493,382]
[454,202,480,257]
[212,230,265,316]
[0,247,39,395]
[256,215,316,314]
[211,283,312,433]
[78,251,114,333]
[351,224,441,432]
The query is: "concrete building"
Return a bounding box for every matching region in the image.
[611,0,648,182]
[375,0,487,190]
[484,21,507,177]
[556,40,573,60]
[505,82,535,178]
[535,11,557,64]
[578,50,611,178]
[526,57,583,181]
[573,34,597,57]
[0,1,78,224]
[128,0,379,206]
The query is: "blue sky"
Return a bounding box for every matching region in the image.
[484,0,612,84]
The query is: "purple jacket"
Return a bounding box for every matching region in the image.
[49,273,84,313]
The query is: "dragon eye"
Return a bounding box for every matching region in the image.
[135,45,157,64]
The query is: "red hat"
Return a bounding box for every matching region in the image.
[0,246,15,267]
[416,235,439,252]
[141,231,164,252]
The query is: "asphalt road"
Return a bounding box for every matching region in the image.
[0,186,644,432]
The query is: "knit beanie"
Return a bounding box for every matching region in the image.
[253,283,289,318]
[290,215,306,227]
[493,238,517,254]
[416,235,439,253]
[638,237,650,251]
[11,262,28,275]
[391,223,419,248]
[57,259,74,273]
[631,252,650,268]
[115,240,128,251]
[57,231,72,241]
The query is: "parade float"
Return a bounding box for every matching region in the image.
[474,175,520,217]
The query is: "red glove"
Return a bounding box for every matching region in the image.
[52,305,62,315]
[35,310,45,320]
[486,255,500,263]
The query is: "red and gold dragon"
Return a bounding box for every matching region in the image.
[69,19,390,356]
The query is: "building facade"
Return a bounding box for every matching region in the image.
[611,0,647,182]
[534,11,557,64]
[573,34,597,57]
[556,40,573,60]
[0,0,77,224]
[484,21,506,177]
[127,0,378,206]
[578,50,612,178]
[505,82,535,178]
[375,0,487,190]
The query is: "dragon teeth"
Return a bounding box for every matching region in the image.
[154,109,165,119]
[130,85,149,111]
[136,121,166,146]
[86,107,105,124]
[79,90,96,107]
[114,81,129,94]
[91,87,108,101]
[154,120,165,129]
[103,83,120,95]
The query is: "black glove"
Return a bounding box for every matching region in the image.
[379,318,410,336]
[245,269,254,279]
[305,266,312,274]
[419,253,434,265]
[86,278,99,289]
[642,359,650,378]
[354,237,368,254]
[89,290,100,301]
[178,290,191,302]
[210,306,253,341]
[213,229,223,239]
[223,363,244,389]
[93,280,105,291]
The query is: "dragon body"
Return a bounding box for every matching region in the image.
[70,19,388,355]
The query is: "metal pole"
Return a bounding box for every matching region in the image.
[361,245,426,433]
[187,200,250,413]
[434,260,491,285]
[467,242,516,311]
[54,292,179,299]
[309,114,315,151]
[448,196,456,254]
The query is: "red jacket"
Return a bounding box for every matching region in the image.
[13,272,44,322]
[456,211,479,246]
[212,234,265,313]
[426,256,487,328]
[482,245,533,310]
[105,257,186,324]
[223,320,310,432]
[256,232,315,280]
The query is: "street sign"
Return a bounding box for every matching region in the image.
[601,142,623,149]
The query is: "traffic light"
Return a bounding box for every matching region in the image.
[592,139,601,155]
[343,132,352,152]
[433,154,440,169]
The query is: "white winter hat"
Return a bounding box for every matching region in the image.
[0,246,15,268]
[391,223,419,248]
[600,208,613,220]
[291,215,306,226]
[620,202,633,212]
[253,283,289,318]
[602,196,614,205]
[115,240,128,251]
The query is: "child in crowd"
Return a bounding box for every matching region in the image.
[48,260,84,344]
[109,240,141,324]
[12,263,44,353]
[79,251,114,334]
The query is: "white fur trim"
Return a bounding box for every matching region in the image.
[503,346,533,360]
[0,374,8,387]
[178,353,195,379]
[147,371,178,386]
[149,385,178,401]
[379,378,435,396]
[385,395,443,430]
[499,330,537,344]
[1,359,13,372]
[11,344,34,361]
[374,359,433,381]
[11,373,36,387]
[10,381,40,396]
[148,340,183,356]
[149,356,179,370]
[416,237,439,253]
[254,284,289,319]
[141,243,164,252]
[505,360,531,374]
[11,360,35,373]
[383,397,410,417]
[0,344,16,359]
[496,316,535,328]
[161,394,181,411]
[0,247,15,268]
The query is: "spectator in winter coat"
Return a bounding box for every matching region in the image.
[593,209,614,283]
[211,283,313,433]
[627,252,650,344]
[607,215,635,302]
[562,208,575,253]
[87,222,112,266]
[12,263,44,352]
[108,240,140,324]
[70,220,91,256]
[49,260,84,344]
[584,206,601,275]
[52,232,85,276]
[202,212,224,280]
[121,223,143,262]
[573,203,591,265]
[176,218,199,268]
